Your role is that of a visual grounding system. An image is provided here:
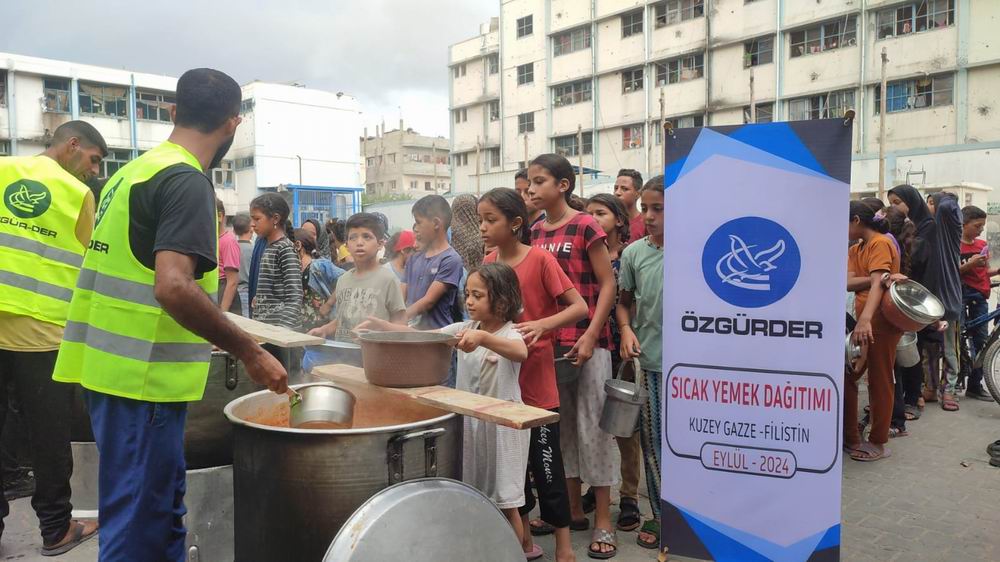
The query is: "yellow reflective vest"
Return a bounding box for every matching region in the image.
[53,142,218,402]
[0,156,88,326]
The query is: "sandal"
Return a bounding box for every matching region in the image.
[588,528,617,559]
[525,543,544,561]
[529,519,555,536]
[986,440,1000,457]
[922,389,938,404]
[888,427,909,438]
[849,442,891,462]
[904,405,921,421]
[941,394,960,411]
[636,519,660,549]
[616,497,641,532]
[40,519,98,557]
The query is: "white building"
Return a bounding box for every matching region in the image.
[361,122,451,197]
[448,0,1000,197]
[1,52,363,221]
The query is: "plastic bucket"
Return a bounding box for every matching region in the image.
[599,359,649,438]
[895,332,920,368]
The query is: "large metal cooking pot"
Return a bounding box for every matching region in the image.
[184,352,264,469]
[880,279,945,332]
[224,384,462,562]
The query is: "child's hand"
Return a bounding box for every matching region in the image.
[620,328,641,360]
[319,302,333,318]
[566,333,597,366]
[514,320,548,346]
[455,329,485,353]
[356,316,393,332]
[307,325,329,338]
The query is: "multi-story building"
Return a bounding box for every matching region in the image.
[361,122,450,197]
[448,0,1000,196]
[1,52,363,221]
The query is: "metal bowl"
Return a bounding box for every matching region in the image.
[357,331,457,387]
[889,280,945,324]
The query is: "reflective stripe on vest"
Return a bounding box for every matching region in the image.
[53,142,219,403]
[0,156,88,326]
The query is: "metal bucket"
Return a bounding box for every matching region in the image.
[599,358,649,438]
[896,332,920,368]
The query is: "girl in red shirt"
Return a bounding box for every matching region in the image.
[480,188,587,562]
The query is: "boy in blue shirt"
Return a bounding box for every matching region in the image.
[403,195,464,386]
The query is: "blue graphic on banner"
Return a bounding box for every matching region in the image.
[701,217,801,308]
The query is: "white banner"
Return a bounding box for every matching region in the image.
[661,120,851,561]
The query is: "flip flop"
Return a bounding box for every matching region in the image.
[525,543,544,561]
[636,520,660,550]
[904,405,921,420]
[529,519,555,536]
[40,520,98,557]
[941,395,960,411]
[616,497,641,532]
[588,528,617,559]
[986,440,1000,457]
[888,427,909,438]
[850,442,891,462]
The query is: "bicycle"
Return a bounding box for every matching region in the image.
[962,282,1000,406]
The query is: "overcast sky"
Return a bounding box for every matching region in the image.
[0,0,496,138]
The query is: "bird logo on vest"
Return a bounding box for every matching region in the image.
[4,180,52,219]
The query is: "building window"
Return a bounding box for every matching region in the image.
[453,108,468,123]
[553,80,592,107]
[554,132,593,157]
[487,147,501,169]
[518,112,535,133]
[425,181,433,191]
[235,156,255,170]
[622,124,643,150]
[410,180,419,190]
[452,64,467,79]
[656,53,704,86]
[744,36,773,67]
[788,89,855,121]
[135,91,174,122]
[488,54,499,74]
[100,149,132,179]
[0,140,11,155]
[452,153,469,167]
[553,27,592,57]
[790,16,857,58]
[239,99,254,115]
[43,78,71,113]
[516,15,533,38]
[875,74,954,113]
[655,0,705,27]
[389,180,397,191]
[212,164,235,189]
[622,11,643,38]
[366,156,377,167]
[877,0,954,40]
[79,83,129,118]
[743,103,774,123]
[622,68,644,93]
[517,63,534,85]
[0,70,7,107]
[488,100,500,121]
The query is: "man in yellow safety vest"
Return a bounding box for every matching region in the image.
[0,120,107,556]
[52,68,287,561]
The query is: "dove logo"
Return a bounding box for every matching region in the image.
[701,217,800,308]
[4,180,52,219]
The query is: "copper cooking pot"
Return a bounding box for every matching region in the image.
[879,279,945,332]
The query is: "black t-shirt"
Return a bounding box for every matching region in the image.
[127,164,218,278]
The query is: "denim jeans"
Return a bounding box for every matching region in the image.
[962,287,990,393]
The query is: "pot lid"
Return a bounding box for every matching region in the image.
[323,478,524,562]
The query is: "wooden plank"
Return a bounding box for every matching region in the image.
[225,312,324,348]
[312,364,560,430]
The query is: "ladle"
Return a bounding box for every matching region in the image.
[286,383,356,429]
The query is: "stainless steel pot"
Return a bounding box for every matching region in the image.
[880,279,945,332]
[357,330,456,387]
[224,384,462,562]
[184,352,264,469]
[895,332,920,368]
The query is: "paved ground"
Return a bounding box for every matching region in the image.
[3,390,998,561]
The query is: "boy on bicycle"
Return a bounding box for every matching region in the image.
[959,205,999,401]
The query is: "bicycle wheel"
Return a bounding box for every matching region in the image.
[978,337,1000,406]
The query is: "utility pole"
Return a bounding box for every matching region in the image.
[658,89,665,174]
[749,68,756,122]
[475,135,481,196]
[432,140,438,193]
[577,125,584,197]
[878,47,889,200]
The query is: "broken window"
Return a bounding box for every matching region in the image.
[743,103,774,124]
[553,132,593,156]
[875,74,954,113]
[622,124,643,150]
[100,148,132,179]
[744,36,773,68]
[553,80,592,106]
[553,27,592,57]
[656,53,704,86]
[43,78,71,113]
[655,0,704,27]
[136,90,175,122]
[622,68,644,93]
[789,15,857,58]
[80,83,129,118]
[788,89,855,121]
[877,0,954,39]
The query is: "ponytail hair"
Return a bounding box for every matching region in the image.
[849,200,889,234]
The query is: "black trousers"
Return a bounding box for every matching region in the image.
[519,410,571,528]
[1,377,33,479]
[0,350,73,546]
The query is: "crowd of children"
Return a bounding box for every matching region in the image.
[216,153,666,560]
